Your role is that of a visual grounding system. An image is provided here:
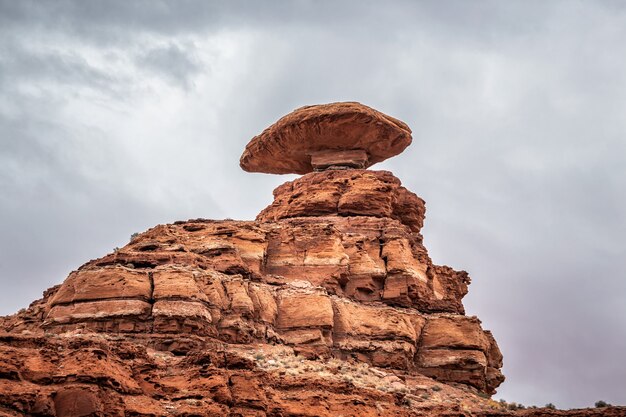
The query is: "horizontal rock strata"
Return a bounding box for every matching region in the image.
[11,211,500,395]
[0,331,622,417]
[258,169,426,233]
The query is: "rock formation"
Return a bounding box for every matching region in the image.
[240,102,411,174]
[1,102,624,417]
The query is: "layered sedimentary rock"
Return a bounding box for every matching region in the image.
[2,102,622,417]
[257,169,426,232]
[2,332,623,417]
[35,210,500,394]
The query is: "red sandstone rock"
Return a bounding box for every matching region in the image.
[50,267,151,304]
[0,208,497,394]
[0,104,617,417]
[240,102,412,174]
[0,333,622,416]
[258,169,426,233]
[0,192,500,411]
[5,217,497,395]
[310,148,369,170]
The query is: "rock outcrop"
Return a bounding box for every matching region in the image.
[1,102,623,417]
[35,212,499,394]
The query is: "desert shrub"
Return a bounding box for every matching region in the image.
[595,400,610,408]
[545,403,556,409]
[390,385,408,394]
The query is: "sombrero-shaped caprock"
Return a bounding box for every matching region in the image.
[240,102,412,174]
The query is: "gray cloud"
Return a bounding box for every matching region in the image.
[138,43,202,90]
[1,0,625,410]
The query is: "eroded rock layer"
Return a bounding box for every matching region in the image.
[2,140,620,415]
[31,211,499,392]
[1,332,624,417]
[258,170,426,233]
[0,178,514,415]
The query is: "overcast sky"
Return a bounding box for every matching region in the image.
[1,0,625,410]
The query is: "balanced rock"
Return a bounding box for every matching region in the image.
[240,102,412,174]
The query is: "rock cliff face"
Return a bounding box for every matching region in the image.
[1,102,623,417]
